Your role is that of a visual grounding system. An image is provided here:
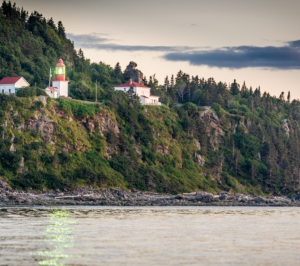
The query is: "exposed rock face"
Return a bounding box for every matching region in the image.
[157,145,169,155]
[97,113,120,136]
[124,61,144,84]
[195,153,205,166]
[193,139,201,150]
[28,115,56,142]
[3,100,120,157]
[8,112,55,141]
[9,144,16,152]
[79,113,120,136]
[133,142,142,156]
[281,119,290,137]
[199,107,225,150]
[38,96,47,105]
[18,157,25,174]
[63,144,71,153]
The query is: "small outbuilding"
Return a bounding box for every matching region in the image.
[45,86,58,98]
[0,77,30,95]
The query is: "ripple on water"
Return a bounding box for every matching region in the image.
[0,206,300,266]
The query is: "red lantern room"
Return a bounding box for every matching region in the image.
[54,59,67,81]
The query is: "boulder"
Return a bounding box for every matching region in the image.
[252,196,266,203]
[9,144,16,152]
[123,61,144,84]
[195,153,205,166]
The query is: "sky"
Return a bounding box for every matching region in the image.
[14,0,300,99]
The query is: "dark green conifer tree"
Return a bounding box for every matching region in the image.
[230,79,240,95]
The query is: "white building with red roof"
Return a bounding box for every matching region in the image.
[45,87,58,98]
[114,79,161,106]
[0,77,30,95]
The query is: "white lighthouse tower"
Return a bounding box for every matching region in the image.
[51,59,69,98]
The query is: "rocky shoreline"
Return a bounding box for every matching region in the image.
[0,178,299,207]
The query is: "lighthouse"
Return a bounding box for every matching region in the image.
[51,59,69,97]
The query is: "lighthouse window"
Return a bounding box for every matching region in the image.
[58,68,63,74]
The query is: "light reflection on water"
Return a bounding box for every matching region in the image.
[37,210,79,266]
[0,206,300,266]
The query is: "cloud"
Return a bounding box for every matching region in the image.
[77,43,194,52]
[289,40,300,48]
[67,33,111,44]
[163,41,300,69]
[67,32,197,52]
[67,33,300,70]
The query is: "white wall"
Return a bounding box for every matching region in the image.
[114,86,150,97]
[15,78,29,88]
[140,96,146,105]
[52,81,69,97]
[45,89,58,98]
[136,87,150,97]
[0,84,16,94]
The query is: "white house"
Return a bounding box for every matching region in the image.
[114,79,161,106]
[45,86,58,98]
[45,59,69,98]
[0,77,30,95]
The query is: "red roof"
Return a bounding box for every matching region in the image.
[56,58,65,67]
[0,77,22,85]
[46,87,58,91]
[140,95,148,98]
[114,80,150,88]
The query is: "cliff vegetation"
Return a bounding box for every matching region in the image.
[1,1,300,196]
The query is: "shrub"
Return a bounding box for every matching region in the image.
[16,87,47,97]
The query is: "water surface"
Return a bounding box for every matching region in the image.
[0,206,299,265]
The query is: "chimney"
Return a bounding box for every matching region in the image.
[129,79,132,85]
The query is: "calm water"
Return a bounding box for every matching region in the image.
[0,206,300,266]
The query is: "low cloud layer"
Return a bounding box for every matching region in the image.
[67,33,195,52]
[164,41,300,69]
[67,33,300,70]
[67,33,111,44]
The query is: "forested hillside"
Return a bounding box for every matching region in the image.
[1,1,300,196]
[0,1,122,100]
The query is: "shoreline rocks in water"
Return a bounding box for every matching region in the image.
[1,178,300,207]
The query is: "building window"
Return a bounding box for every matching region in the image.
[9,89,11,94]
[124,88,126,91]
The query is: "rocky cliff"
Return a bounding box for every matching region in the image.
[0,94,298,196]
